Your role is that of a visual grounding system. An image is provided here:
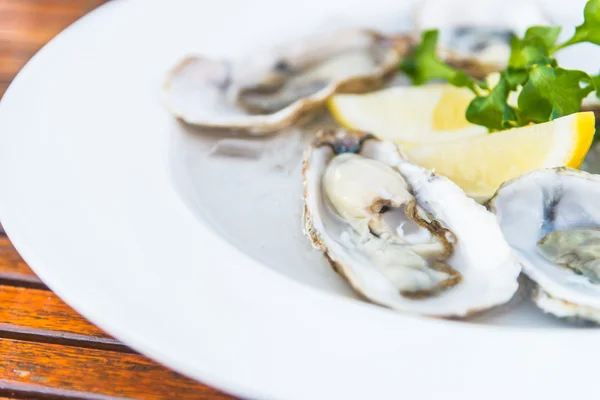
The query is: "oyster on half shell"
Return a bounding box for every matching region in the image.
[302,129,520,317]
[414,0,551,68]
[489,168,600,323]
[164,29,412,134]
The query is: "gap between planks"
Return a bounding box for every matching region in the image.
[0,234,47,289]
[0,285,131,353]
[0,324,133,354]
[0,380,127,400]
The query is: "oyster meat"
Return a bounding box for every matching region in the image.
[489,168,600,323]
[303,129,520,317]
[164,29,411,134]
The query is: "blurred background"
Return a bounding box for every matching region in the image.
[0,0,594,101]
[0,0,107,99]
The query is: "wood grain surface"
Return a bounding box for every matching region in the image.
[0,340,232,400]
[0,237,43,288]
[0,1,237,399]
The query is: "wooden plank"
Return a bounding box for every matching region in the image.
[0,235,34,276]
[0,54,29,82]
[0,0,109,82]
[0,2,237,399]
[0,14,86,45]
[0,236,44,288]
[0,338,235,399]
[0,285,104,337]
[0,237,33,276]
[0,287,90,335]
[0,0,108,15]
[0,285,130,352]
[0,13,85,60]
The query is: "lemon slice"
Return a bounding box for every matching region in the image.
[406,112,596,201]
[328,84,487,145]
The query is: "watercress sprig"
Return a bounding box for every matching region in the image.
[553,0,600,51]
[400,0,600,132]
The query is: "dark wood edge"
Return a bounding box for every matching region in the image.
[0,380,128,400]
[0,223,47,289]
[0,324,134,354]
[0,273,46,290]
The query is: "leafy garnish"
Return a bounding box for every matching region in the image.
[554,0,600,50]
[593,74,600,98]
[525,26,562,50]
[400,0,600,132]
[518,66,594,123]
[508,29,557,70]
[400,30,475,89]
[466,74,517,131]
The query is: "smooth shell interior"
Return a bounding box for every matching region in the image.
[490,168,600,310]
[164,30,408,133]
[304,137,520,317]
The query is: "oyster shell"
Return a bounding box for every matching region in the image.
[303,129,520,317]
[164,29,412,134]
[414,0,551,67]
[489,167,600,323]
[413,0,600,114]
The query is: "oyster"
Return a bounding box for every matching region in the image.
[414,0,551,75]
[413,0,600,114]
[489,168,600,323]
[303,129,520,317]
[164,29,412,134]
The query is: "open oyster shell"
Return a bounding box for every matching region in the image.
[303,129,520,318]
[414,0,600,115]
[164,29,412,134]
[489,168,600,323]
[414,0,551,67]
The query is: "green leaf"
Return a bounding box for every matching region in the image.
[574,0,600,44]
[449,70,478,91]
[518,66,594,123]
[525,26,562,49]
[397,0,599,133]
[508,36,555,70]
[466,74,518,131]
[592,74,600,98]
[555,0,600,49]
[400,30,462,85]
[506,26,560,94]
[506,68,529,88]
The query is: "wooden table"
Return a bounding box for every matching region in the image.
[0,1,235,398]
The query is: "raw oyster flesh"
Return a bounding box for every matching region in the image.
[489,167,600,323]
[302,129,520,317]
[164,29,412,134]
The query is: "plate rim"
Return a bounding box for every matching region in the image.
[0,1,599,399]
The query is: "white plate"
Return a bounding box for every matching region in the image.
[0,0,598,399]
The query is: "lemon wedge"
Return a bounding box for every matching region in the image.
[406,112,596,201]
[328,84,487,146]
